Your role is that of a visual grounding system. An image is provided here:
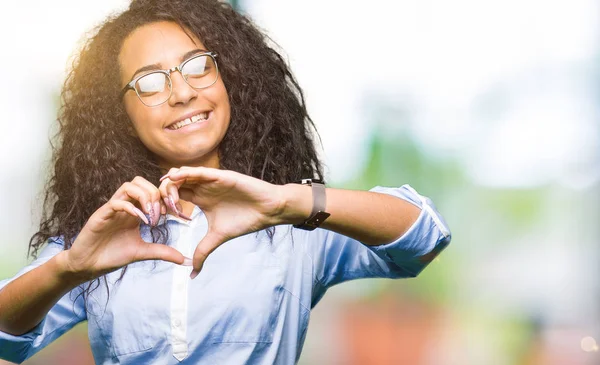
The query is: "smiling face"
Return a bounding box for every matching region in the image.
[119,21,231,170]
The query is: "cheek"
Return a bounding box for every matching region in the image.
[124,99,159,137]
[216,85,231,121]
[214,78,230,106]
[124,99,142,127]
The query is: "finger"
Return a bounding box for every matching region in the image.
[131,207,149,225]
[114,182,154,224]
[167,166,221,183]
[160,195,192,221]
[173,188,194,221]
[165,183,191,220]
[158,168,195,221]
[160,184,180,215]
[158,168,186,217]
[159,168,179,182]
[106,199,149,225]
[134,243,194,266]
[159,168,184,198]
[160,200,167,215]
[190,232,225,279]
[131,176,162,226]
[167,183,181,210]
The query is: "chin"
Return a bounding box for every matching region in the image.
[164,149,220,168]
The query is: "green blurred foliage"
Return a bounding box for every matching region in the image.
[338,102,547,363]
[343,126,461,304]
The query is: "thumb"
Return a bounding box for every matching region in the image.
[190,232,226,279]
[135,243,193,266]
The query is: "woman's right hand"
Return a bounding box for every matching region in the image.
[60,176,192,282]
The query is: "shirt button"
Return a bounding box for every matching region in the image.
[174,319,182,327]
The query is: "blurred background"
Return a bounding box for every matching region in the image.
[1,0,599,364]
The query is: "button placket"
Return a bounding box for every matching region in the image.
[170,217,197,361]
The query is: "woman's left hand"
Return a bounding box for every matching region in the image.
[159,167,287,278]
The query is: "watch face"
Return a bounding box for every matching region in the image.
[297,178,324,185]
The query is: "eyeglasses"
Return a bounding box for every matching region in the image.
[120,52,219,107]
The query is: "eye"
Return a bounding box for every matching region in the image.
[135,72,168,95]
[182,55,213,79]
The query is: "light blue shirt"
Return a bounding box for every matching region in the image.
[0,185,451,364]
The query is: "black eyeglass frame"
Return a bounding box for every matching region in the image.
[119,51,219,107]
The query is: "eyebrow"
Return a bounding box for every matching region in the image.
[129,48,209,81]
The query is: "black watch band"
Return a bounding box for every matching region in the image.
[293,179,330,231]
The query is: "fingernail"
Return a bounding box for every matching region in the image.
[159,173,170,182]
[133,207,149,225]
[153,201,161,225]
[190,270,199,280]
[182,257,193,266]
[168,196,180,215]
[148,207,155,226]
[173,199,192,220]
[145,202,154,226]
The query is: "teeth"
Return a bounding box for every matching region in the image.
[169,112,209,130]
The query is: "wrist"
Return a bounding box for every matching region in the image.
[54,251,95,286]
[275,183,313,226]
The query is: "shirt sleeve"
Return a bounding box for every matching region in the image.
[303,185,451,306]
[0,238,87,364]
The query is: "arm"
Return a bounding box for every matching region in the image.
[162,168,451,278]
[1,177,187,336]
[278,184,422,246]
[0,250,85,336]
[0,176,190,363]
[292,185,452,304]
[0,240,87,364]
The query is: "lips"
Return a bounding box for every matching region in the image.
[166,110,211,130]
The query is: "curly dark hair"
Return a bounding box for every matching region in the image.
[29,0,324,260]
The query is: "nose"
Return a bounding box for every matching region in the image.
[168,68,197,106]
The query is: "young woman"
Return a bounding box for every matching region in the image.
[0,1,451,364]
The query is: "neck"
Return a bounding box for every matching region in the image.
[158,150,220,174]
[157,152,219,219]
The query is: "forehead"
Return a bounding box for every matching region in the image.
[119,21,205,77]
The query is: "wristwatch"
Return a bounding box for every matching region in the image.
[293,178,330,231]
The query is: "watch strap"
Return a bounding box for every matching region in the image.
[309,180,326,217]
[293,179,331,231]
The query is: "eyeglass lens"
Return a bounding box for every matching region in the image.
[134,54,217,106]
